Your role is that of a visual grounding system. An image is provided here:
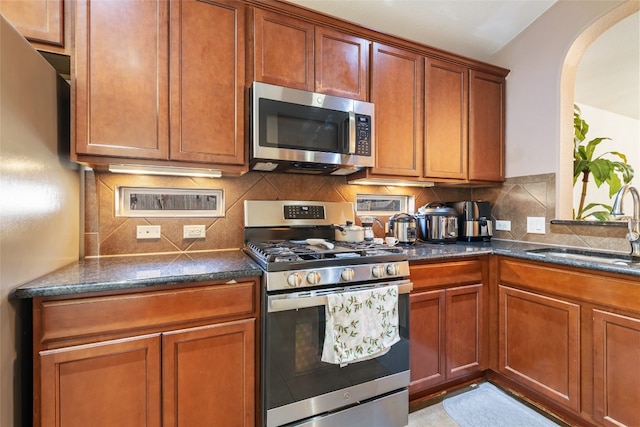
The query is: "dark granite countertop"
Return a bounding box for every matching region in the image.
[13,250,263,299]
[403,240,494,261]
[406,239,640,279]
[14,240,640,300]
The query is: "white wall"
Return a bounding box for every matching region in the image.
[573,103,640,218]
[488,0,640,219]
[0,16,79,427]
[490,0,625,179]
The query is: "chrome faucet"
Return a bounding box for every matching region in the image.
[611,184,640,257]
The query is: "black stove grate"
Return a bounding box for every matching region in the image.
[245,240,404,264]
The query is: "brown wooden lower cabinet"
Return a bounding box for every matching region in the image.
[496,257,640,427]
[497,285,580,412]
[40,334,162,427]
[33,279,259,427]
[592,309,640,427]
[409,259,487,398]
[163,319,255,427]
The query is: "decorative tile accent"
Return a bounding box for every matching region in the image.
[85,171,630,256]
[471,173,629,252]
[87,172,474,256]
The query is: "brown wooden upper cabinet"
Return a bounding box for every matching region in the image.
[350,53,506,184]
[423,60,505,183]
[424,58,468,180]
[468,70,505,182]
[0,0,64,47]
[370,42,424,177]
[253,8,369,101]
[73,0,245,171]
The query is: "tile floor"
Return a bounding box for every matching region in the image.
[408,382,569,427]
[408,401,459,426]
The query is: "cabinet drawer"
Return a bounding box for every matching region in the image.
[410,259,482,291]
[37,281,257,347]
[498,258,640,313]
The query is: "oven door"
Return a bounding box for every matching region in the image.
[262,280,411,427]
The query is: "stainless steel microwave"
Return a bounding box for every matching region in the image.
[250,82,375,175]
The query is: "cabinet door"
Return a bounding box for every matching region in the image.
[163,319,255,427]
[39,334,161,427]
[593,309,640,427]
[498,285,580,412]
[446,284,483,379]
[74,0,169,159]
[424,58,468,179]
[169,0,245,165]
[468,70,505,181]
[409,289,445,393]
[315,27,369,101]
[371,43,424,176]
[0,0,63,46]
[253,9,314,91]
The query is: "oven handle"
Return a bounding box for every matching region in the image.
[268,280,413,313]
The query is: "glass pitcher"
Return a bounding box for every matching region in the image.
[359,215,384,241]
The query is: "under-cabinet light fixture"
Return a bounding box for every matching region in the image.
[348,177,435,188]
[108,164,222,178]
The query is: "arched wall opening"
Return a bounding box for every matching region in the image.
[558,1,639,219]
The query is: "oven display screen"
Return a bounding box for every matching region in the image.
[284,205,325,220]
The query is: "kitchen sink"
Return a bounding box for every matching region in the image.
[526,247,640,267]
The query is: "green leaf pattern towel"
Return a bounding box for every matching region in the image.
[322,285,400,366]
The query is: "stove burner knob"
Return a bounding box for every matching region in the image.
[341,268,355,281]
[287,272,303,287]
[386,264,400,276]
[306,271,322,285]
[372,265,385,278]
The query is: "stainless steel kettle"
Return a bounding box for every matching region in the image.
[388,213,417,244]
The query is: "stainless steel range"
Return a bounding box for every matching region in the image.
[244,200,412,427]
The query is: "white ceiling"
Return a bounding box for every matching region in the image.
[288,0,557,60]
[287,0,639,119]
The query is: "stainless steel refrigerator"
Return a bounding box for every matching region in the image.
[0,15,79,427]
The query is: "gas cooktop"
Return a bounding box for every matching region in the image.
[245,240,406,271]
[247,240,403,263]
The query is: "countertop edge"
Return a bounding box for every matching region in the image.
[13,242,640,300]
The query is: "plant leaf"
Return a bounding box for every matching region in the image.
[585,137,610,160]
[588,159,612,186]
[577,202,613,220]
[606,173,622,198]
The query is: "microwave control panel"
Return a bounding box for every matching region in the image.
[355,115,372,156]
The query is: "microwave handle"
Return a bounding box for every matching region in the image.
[345,111,356,154]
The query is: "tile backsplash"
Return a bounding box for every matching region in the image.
[84,171,630,257]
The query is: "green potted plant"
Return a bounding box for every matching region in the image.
[573,105,634,220]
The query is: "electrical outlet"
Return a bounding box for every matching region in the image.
[495,220,511,231]
[183,225,206,239]
[526,217,546,234]
[137,225,161,239]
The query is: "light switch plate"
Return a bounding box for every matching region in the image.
[527,217,546,234]
[184,225,206,239]
[495,220,511,231]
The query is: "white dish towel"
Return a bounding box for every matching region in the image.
[322,285,400,367]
